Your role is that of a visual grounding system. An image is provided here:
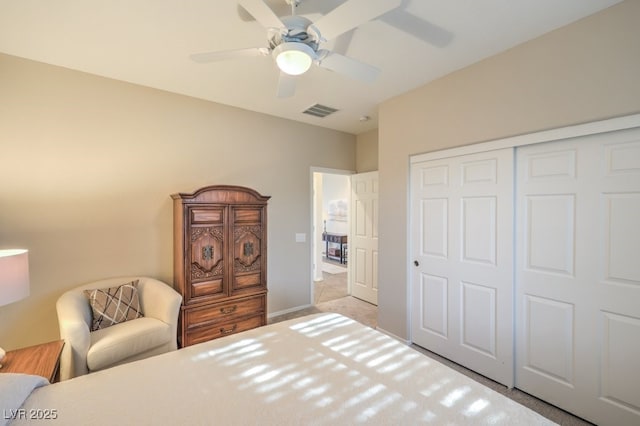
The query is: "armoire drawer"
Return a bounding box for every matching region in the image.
[184,314,265,347]
[185,295,265,328]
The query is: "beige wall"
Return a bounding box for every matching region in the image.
[0,53,355,350]
[377,1,640,338]
[355,128,378,172]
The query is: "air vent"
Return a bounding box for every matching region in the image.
[302,104,339,118]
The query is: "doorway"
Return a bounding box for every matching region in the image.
[312,169,350,305]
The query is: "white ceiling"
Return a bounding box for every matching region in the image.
[0,0,622,135]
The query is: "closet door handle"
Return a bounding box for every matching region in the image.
[414,260,419,267]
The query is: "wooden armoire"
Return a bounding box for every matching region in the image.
[171,185,270,347]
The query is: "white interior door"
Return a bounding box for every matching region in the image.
[410,148,514,386]
[515,128,640,425]
[350,171,378,305]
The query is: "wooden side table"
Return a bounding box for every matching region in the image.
[0,340,64,383]
[323,232,348,264]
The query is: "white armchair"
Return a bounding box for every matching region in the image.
[56,276,182,381]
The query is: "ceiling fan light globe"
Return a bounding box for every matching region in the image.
[274,42,314,76]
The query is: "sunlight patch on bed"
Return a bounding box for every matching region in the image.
[353,340,396,363]
[393,358,432,381]
[420,410,438,422]
[379,353,426,376]
[315,396,334,408]
[222,347,267,367]
[366,346,406,368]
[289,312,350,329]
[328,337,362,353]
[253,367,283,384]
[311,356,338,370]
[300,383,331,401]
[293,376,316,390]
[322,332,351,347]
[357,392,403,422]
[256,367,302,393]
[420,377,452,397]
[463,398,490,417]
[291,313,355,337]
[323,330,380,357]
[486,411,508,423]
[440,385,472,407]
[240,364,269,378]
[402,400,419,413]
[264,391,286,404]
[190,338,259,362]
[343,383,385,408]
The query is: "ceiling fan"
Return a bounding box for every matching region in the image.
[190,0,402,98]
[237,0,454,49]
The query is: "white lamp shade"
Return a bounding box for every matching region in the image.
[274,42,315,76]
[0,249,30,306]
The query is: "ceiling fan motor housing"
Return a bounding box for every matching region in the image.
[268,15,319,52]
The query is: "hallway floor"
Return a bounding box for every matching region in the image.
[270,266,377,329]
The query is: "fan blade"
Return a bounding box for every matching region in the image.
[312,0,401,41]
[379,9,453,48]
[276,72,296,98]
[237,0,285,30]
[190,47,269,63]
[318,51,380,84]
[237,1,289,22]
[331,30,355,56]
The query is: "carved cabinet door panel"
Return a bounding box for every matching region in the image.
[187,207,227,304]
[231,207,266,296]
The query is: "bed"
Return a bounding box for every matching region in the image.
[3,313,555,425]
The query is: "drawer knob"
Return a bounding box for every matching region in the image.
[220,324,238,335]
[220,305,238,314]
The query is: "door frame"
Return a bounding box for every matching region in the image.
[309,166,353,306]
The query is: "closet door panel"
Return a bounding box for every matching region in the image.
[411,148,514,387]
[419,273,448,338]
[516,128,640,426]
[460,281,496,357]
[522,295,574,386]
[525,195,575,276]
[422,198,448,259]
[600,312,640,413]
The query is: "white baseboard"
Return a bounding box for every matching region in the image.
[268,304,313,319]
[375,327,410,345]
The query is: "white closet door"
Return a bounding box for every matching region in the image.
[410,148,514,386]
[350,171,379,305]
[515,128,640,425]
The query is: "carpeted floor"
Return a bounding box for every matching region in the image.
[270,269,377,329]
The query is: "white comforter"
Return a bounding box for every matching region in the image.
[0,373,49,426]
[12,313,555,425]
